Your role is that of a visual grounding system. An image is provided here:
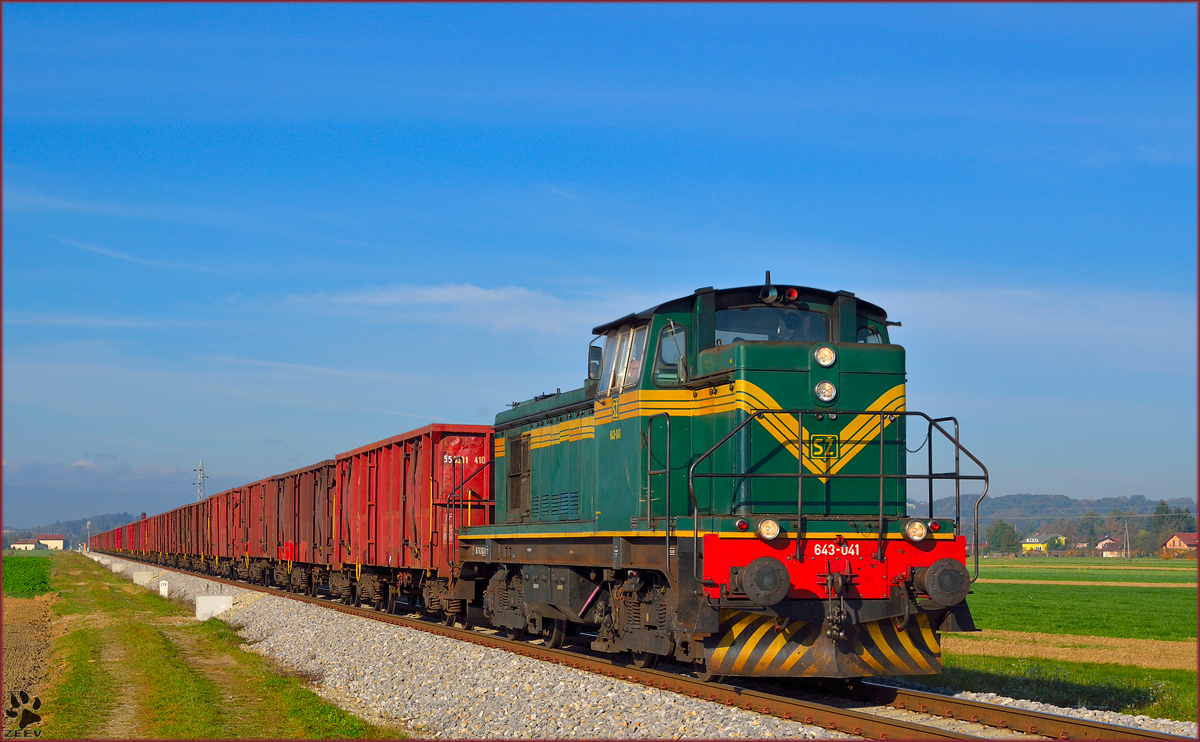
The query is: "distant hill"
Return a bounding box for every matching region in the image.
[3,512,138,549]
[909,493,1195,536]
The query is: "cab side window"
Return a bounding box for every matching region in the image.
[857,323,883,344]
[653,324,687,386]
[600,324,649,395]
[622,325,648,389]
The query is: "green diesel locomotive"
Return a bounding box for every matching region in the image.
[456,275,988,679]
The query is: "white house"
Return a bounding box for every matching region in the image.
[36,534,65,550]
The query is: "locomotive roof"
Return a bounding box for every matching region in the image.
[591,284,888,336]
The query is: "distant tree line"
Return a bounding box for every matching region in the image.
[3,512,137,549]
[984,500,1196,556]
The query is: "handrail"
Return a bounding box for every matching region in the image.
[645,413,672,576]
[445,457,495,568]
[687,408,989,582]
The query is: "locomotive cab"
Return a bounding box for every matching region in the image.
[459,275,988,679]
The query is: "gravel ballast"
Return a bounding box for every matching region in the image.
[90,553,1197,739]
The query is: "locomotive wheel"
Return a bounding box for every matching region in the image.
[630,651,659,669]
[543,618,567,649]
[695,668,725,684]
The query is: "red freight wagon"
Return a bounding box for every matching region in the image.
[331,424,494,612]
[264,460,336,593]
[89,424,498,624]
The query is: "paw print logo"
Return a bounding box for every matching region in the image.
[5,691,41,729]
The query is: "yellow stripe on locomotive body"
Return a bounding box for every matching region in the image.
[534,380,908,476]
[706,609,942,678]
[456,530,957,540]
[496,381,904,481]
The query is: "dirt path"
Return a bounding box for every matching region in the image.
[2,595,53,700]
[157,622,258,732]
[975,578,1196,587]
[942,629,1198,670]
[98,636,144,739]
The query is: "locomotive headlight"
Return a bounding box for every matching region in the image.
[815,381,837,403]
[814,346,836,367]
[757,519,781,541]
[904,519,929,542]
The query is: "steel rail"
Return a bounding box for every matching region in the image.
[849,681,1187,742]
[95,551,1191,742]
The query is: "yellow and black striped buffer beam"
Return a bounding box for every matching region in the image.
[705,610,942,678]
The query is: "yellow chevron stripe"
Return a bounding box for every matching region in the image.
[892,622,936,673]
[752,621,807,673]
[824,386,906,478]
[778,631,818,673]
[867,621,917,674]
[731,620,776,673]
[856,640,890,674]
[710,613,761,668]
[526,381,905,480]
[916,613,942,656]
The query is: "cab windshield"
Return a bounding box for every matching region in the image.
[715,305,827,344]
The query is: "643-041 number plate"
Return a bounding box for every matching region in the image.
[809,541,862,557]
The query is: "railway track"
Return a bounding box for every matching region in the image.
[96,552,1190,741]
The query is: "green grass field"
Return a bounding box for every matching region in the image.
[3,553,54,597]
[968,582,1197,641]
[978,567,1195,583]
[929,655,1197,722]
[980,556,1194,570]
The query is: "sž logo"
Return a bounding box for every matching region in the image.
[4,691,42,738]
[808,434,839,459]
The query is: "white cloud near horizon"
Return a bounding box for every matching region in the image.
[291,282,660,335]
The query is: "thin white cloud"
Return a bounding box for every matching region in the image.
[293,282,655,335]
[6,187,389,252]
[52,235,197,269]
[5,311,206,329]
[870,286,1195,358]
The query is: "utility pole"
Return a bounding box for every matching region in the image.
[1124,519,1130,561]
[86,521,91,552]
[194,461,209,502]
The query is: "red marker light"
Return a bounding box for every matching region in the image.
[735,519,749,531]
[784,287,799,301]
[928,520,941,532]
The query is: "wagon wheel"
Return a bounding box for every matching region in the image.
[543,618,567,649]
[505,626,525,641]
[441,611,455,627]
[630,651,659,669]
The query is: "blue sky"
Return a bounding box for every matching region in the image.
[3,3,1195,528]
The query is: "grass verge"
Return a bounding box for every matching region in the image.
[3,554,53,597]
[38,628,117,738]
[921,654,1198,722]
[968,582,1196,641]
[39,553,406,739]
